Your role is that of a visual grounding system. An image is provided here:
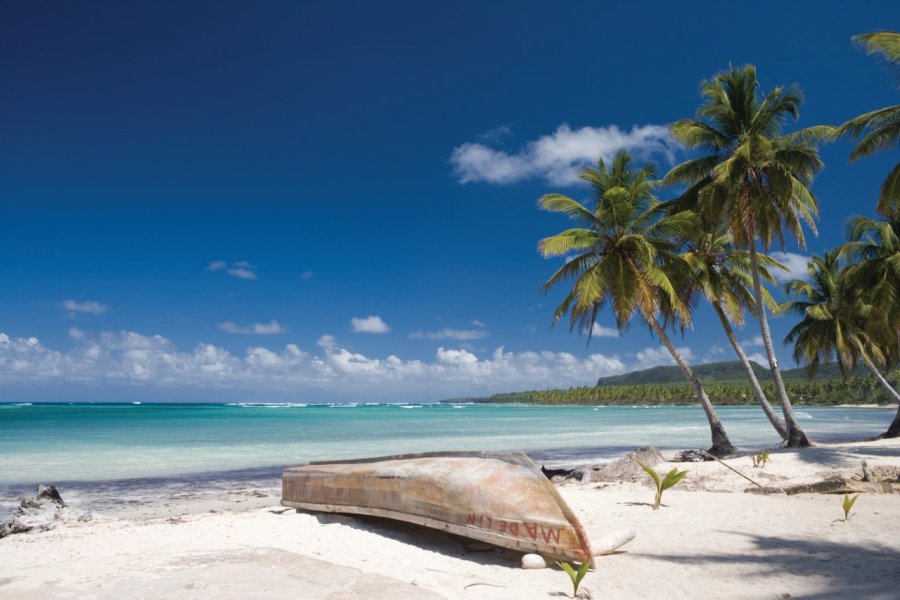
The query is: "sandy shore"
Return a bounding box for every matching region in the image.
[2,438,899,599]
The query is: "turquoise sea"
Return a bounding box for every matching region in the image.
[1,402,895,518]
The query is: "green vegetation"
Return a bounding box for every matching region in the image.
[751,450,772,468]
[538,151,736,455]
[835,31,900,214]
[527,33,900,440]
[595,361,864,387]
[842,493,859,521]
[638,462,688,510]
[468,368,898,406]
[556,559,591,598]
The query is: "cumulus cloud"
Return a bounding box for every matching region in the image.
[208,260,258,280]
[747,352,768,366]
[742,335,764,348]
[218,320,286,335]
[351,316,390,334]
[634,346,695,368]
[450,123,676,185]
[300,271,315,280]
[591,323,619,338]
[409,328,487,341]
[769,251,810,283]
[0,330,629,400]
[708,344,726,355]
[59,300,109,316]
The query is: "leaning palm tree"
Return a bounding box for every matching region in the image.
[538,151,735,455]
[681,229,788,440]
[664,64,832,447]
[782,251,900,438]
[835,31,900,215]
[840,214,900,437]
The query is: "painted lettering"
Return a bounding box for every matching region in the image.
[524,523,538,540]
[466,514,475,525]
[541,526,561,544]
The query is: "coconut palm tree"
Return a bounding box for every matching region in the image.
[538,151,736,455]
[681,229,788,440]
[664,64,832,447]
[840,214,900,437]
[782,250,900,437]
[835,31,900,215]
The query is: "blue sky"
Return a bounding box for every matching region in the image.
[1,1,897,402]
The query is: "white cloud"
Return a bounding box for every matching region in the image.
[409,328,487,341]
[351,316,390,334]
[742,335,764,348]
[227,267,257,280]
[218,320,286,335]
[590,323,619,338]
[708,344,726,355]
[208,260,258,280]
[300,271,315,280]
[769,251,810,283]
[59,300,109,315]
[634,346,695,368]
[471,320,486,328]
[0,330,628,400]
[747,352,768,366]
[450,123,676,185]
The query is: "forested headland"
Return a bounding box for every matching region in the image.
[451,361,900,406]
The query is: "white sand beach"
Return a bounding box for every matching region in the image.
[2,438,899,600]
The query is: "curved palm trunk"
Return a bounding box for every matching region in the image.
[712,302,788,440]
[648,318,736,456]
[748,244,811,447]
[853,340,900,438]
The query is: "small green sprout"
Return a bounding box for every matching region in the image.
[842,493,859,521]
[638,461,688,510]
[751,450,771,468]
[556,558,591,598]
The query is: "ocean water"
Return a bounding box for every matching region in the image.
[1,402,894,518]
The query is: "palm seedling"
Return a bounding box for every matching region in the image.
[842,494,859,521]
[751,450,772,468]
[556,559,591,598]
[638,461,688,510]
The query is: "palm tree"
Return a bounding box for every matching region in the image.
[538,151,735,456]
[681,229,789,440]
[835,31,900,215]
[664,64,832,447]
[782,251,900,437]
[841,214,900,437]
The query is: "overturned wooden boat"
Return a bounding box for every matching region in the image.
[282,451,594,564]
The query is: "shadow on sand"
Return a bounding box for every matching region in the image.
[313,512,524,568]
[642,531,900,599]
[776,442,900,469]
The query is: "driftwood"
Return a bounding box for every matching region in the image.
[0,484,67,538]
[701,451,764,488]
[543,447,664,483]
[746,478,896,495]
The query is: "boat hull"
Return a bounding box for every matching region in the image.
[282,451,594,564]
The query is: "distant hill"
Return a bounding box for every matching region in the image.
[596,360,864,387]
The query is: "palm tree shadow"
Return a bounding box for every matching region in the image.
[776,444,900,468]
[641,531,900,599]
